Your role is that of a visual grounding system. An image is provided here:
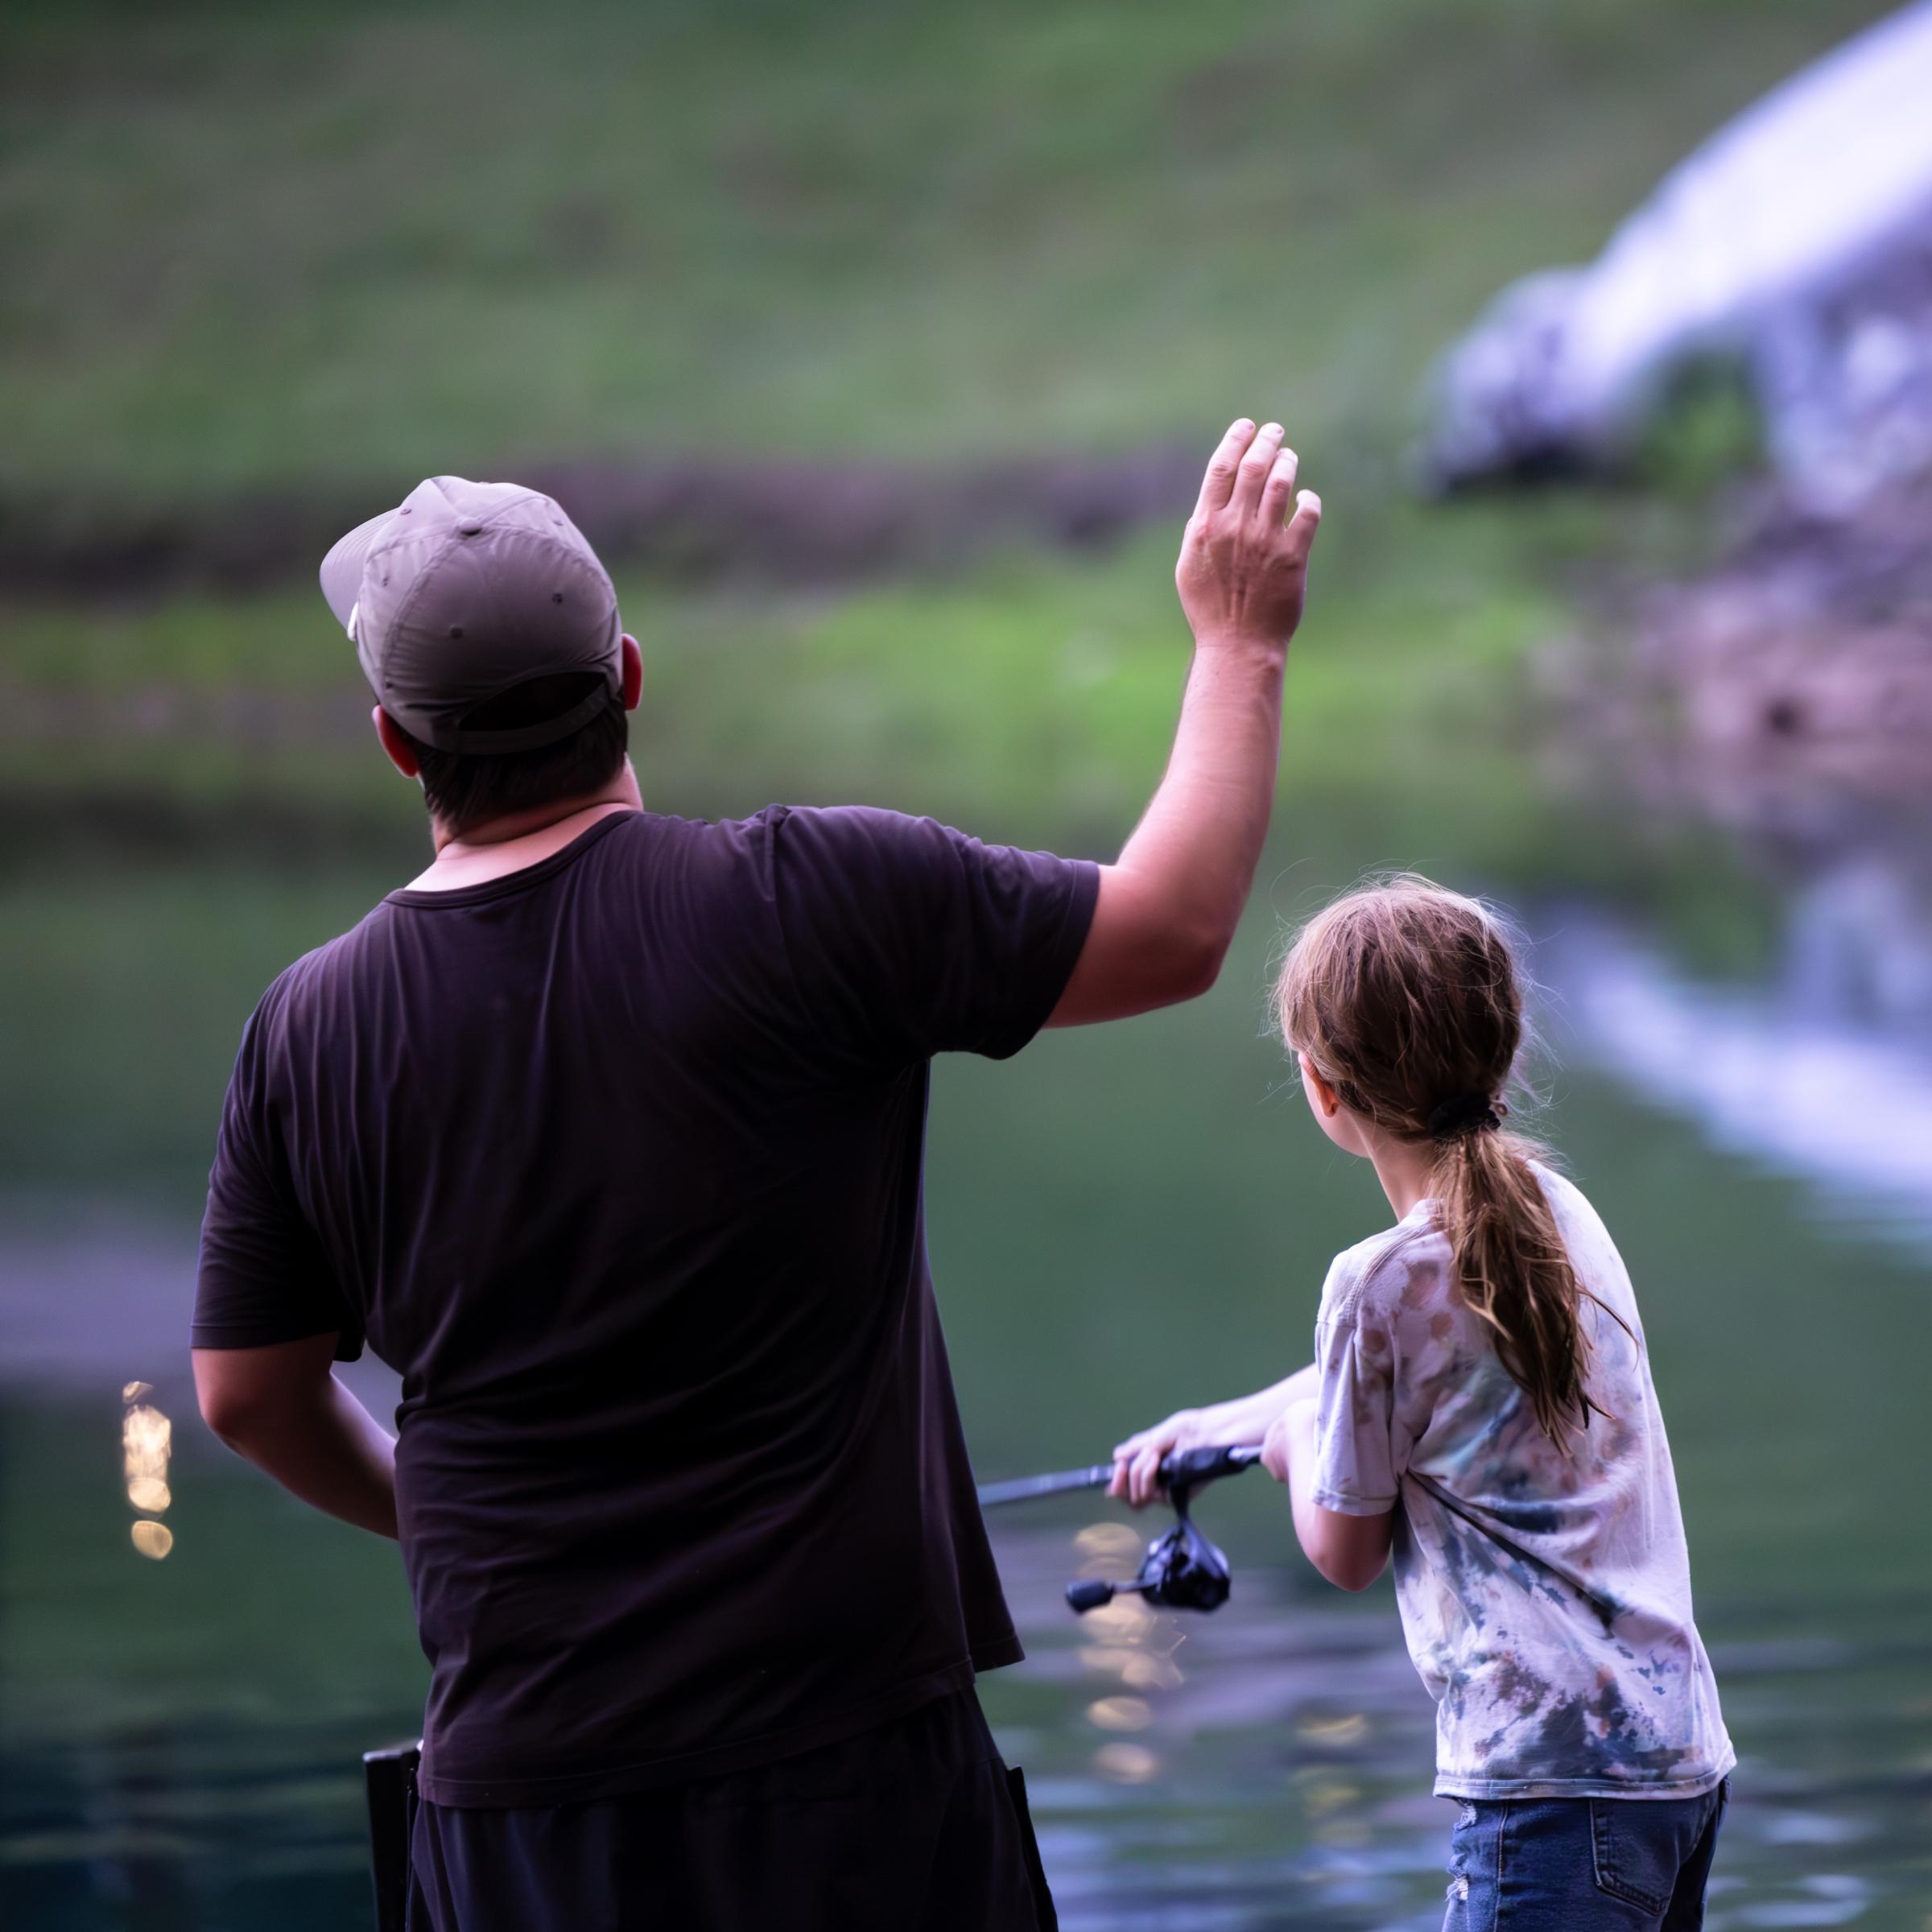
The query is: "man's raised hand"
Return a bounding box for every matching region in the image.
[1175,419,1322,651]
[1045,415,1321,1029]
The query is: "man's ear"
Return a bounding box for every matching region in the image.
[619,634,642,712]
[373,707,420,779]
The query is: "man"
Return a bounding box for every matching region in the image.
[192,418,1320,1930]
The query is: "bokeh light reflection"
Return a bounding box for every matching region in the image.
[130,1520,174,1561]
[122,1384,174,1558]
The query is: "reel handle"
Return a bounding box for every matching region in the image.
[1160,1442,1263,1491]
[1065,1578,1118,1613]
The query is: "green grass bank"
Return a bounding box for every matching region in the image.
[1,0,1889,504]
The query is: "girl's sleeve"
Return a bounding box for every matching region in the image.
[1309,1294,1402,1517]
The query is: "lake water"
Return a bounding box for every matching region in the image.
[4,794,1930,1930]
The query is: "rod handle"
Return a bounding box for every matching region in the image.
[1159,1442,1263,1488]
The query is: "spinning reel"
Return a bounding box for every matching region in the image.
[976,1442,1261,1616]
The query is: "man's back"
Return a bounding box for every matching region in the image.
[196,805,1096,1802]
[192,428,1323,1926]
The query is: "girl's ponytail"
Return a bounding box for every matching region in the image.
[1431,1117,1599,1443]
[1276,874,1615,1447]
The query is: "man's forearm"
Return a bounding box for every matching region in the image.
[1117,632,1287,970]
[216,1373,399,1539]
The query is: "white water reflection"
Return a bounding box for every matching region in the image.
[1545,857,1932,1252]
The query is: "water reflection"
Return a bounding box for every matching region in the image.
[1092,1740,1162,1785]
[4,839,1930,1927]
[122,1384,175,1558]
[1546,848,1932,1251]
[130,1521,175,1562]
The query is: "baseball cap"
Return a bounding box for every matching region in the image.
[320,477,622,754]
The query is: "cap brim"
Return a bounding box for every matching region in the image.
[319,508,398,634]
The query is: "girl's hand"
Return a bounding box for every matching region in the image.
[1109,1409,1212,1509]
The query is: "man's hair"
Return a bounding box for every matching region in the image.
[398,672,628,838]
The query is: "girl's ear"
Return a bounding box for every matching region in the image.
[1298,1052,1343,1119]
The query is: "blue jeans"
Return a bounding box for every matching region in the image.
[1443,1781,1728,1930]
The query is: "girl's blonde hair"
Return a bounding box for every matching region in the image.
[1276,874,1610,1444]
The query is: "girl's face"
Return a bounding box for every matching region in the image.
[1298,1051,1372,1157]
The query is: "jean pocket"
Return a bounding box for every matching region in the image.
[1590,1798,1672,1915]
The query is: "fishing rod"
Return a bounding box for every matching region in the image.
[977,1442,1263,1616]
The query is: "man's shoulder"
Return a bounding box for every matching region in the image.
[611,801,968,878]
[253,905,395,1025]
[603,803,903,898]
[706,803,975,906]
[610,801,922,868]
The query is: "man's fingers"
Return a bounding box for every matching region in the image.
[1282,489,1323,562]
[1259,446,1300,524]
[1193,418,1257,517]
[1229,421,1285,518]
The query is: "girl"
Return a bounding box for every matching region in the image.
[1111,876,1734,1930]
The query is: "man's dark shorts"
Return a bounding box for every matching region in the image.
[404,1690,1056,1932]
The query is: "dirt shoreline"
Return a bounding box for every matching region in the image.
[1545,479,1932,836]
[0,447,1205,598]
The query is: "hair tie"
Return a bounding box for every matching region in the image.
[1427,1091,1504,1141]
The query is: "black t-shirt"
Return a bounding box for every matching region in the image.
[194,807,1097,1806]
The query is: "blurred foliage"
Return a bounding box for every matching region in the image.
[1632,354,1769,496]
[0,474,1735,855]
[4,502,1570,775]
[0,0,1893,504]
[0,0,1880,860]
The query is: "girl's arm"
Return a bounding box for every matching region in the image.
[1109,1362,1318,1505]
[1261,1397,1393,1591]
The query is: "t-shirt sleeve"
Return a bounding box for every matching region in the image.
[766,805,1100,1069]
[194,987,363,1360]
[1311,1290,1402,1517]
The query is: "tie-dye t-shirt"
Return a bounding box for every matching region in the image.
[1311,1164,1734,1800]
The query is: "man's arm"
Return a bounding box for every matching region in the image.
[1261,1397,1393,1591]
[193,1335,399,1539]
[1050,418,1321,1026]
